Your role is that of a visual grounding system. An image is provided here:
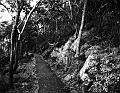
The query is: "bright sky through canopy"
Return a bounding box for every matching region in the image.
[0,5,12,22]
[30,0,39,7]
[0,0,39,23]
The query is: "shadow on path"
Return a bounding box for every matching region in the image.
[34,54,70,93]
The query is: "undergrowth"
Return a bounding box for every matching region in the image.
[0,57,39,93]
[50,43,120,93]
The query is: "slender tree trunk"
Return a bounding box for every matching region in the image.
[9,0,22,86]
[9,0,41,87]
[9,32,15,87]
[9,25,19,87]
[13,39,19,71]
[74,0,87,57]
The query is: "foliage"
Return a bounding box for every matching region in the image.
[1,0,120,93]
[6,56,39,93]
[82,46,120,93]
[82,0,120,47]
[50,37,83,92]
[50,43,120,93]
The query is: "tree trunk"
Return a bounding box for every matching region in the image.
[13,39,19,71]
[9,0,41,87]
[9,25,19,87]
[71,0,87,57]
[9,0,22,86]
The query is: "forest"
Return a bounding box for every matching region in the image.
[0,0,120,93]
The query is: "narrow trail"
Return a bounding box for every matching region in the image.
[34,54,70,93]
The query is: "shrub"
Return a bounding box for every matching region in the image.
[51,44,120,93]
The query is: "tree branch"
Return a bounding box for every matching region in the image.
[17,14,27,28]
[68,0,73,20]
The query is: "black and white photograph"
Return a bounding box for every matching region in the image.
[0,0,120,93]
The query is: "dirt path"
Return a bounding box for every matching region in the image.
[34,54,70,93]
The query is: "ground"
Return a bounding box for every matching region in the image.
[34,54,70,93]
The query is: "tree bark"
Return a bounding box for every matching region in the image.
[9,21,19,87]
[9,0,23,87]
[9,0,42,87]
[71,0,87,57]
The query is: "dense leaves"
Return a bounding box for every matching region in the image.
[50,44,120,93]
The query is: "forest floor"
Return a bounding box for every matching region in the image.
[34,54,70,93]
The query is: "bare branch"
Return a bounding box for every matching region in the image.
[17,14,27,28]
